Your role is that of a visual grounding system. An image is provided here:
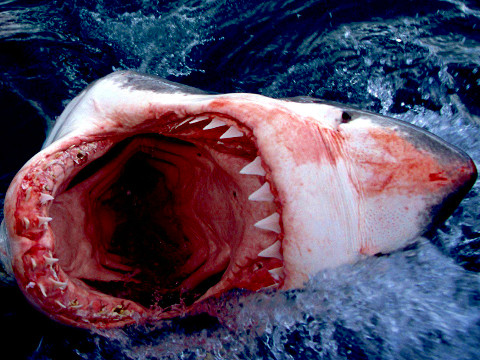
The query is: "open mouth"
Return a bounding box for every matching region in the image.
[13,113,284,328]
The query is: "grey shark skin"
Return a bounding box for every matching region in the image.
[0,71,476,329]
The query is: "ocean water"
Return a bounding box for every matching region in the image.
[0,0,479,359]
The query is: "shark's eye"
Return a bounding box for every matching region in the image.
[341,111,352,123]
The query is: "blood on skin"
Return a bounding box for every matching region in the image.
[429,172,448,182]
[347,127,460,196]
[207,98,345,167]
[281,122,346,167]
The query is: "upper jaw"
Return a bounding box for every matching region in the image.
[3,102,286,328]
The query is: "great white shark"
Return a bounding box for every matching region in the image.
[0,71,476,329]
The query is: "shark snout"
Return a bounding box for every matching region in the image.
[371,115,477,226]
[338,110,476,255]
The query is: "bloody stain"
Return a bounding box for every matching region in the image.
[347,127,458,196]
[208,98,345,167]
[429,172,448,181]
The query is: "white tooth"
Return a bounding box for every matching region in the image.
[255,213,281,234]
[240,156,266,176]
[220,126,243,139]
[38,283,47,297]
[69,302,84,309]
[23,217,30,230]
[258,240,282,259]
[189,115,210,124]
[55,300,67,308]
[31,258,37,269]
[25,187,32,201]
[51,268,59,281]
[249,183,274,201]
[203,118,227,130]
[175,116,195,128]
[43,255,59,266]
[40,193,55,204]
[26,281,36,290]
[268,267,284,281]
[49,278,68,290]
[37,216,53,227]
[262,284,278,290]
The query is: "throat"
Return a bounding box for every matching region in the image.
[48,133,271,308]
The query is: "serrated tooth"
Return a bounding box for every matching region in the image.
[40,193,55,204]
[249,183,274,201]
[37,216,53,228]
[25,187,32,201]
[268,267,284,281]
[49,278,68,290]
[43,255,59,266]
[262,284,278,290]
[23,217,30,230]
[55,300,66,308]
[203,118,227,130]
[220,126,243,139]
[240,156,266,176]
[254,213,281,234]
[258,240,282,260]
[174,116,195,128]
[38,283,47,297]
[189,115,210,124]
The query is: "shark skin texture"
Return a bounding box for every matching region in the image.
[0,71,476,329]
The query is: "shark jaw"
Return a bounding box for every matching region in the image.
[1,71,477,329]
[6,112,284,328]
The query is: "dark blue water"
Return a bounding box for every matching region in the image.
[0,0,479,359]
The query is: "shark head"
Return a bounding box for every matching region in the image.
[0,71,476,328]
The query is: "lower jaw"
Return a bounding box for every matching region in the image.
[11,116,284,328]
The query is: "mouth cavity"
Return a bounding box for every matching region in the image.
[14,113,284,328]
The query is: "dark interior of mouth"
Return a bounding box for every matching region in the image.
[50,129,259,311]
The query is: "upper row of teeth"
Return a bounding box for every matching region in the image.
[186,115,245,139]
[189,115,284,283]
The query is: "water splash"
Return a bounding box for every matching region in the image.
[62,241,479,360]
